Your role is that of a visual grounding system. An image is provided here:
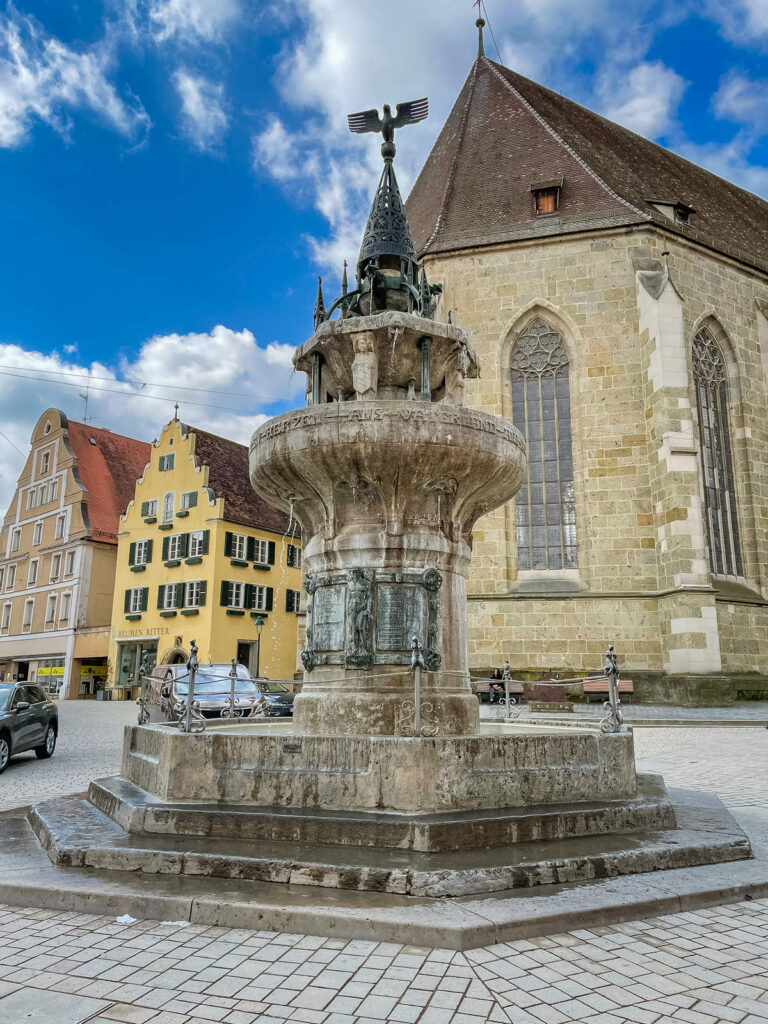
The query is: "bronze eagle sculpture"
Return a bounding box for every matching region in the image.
[347,98,429,144]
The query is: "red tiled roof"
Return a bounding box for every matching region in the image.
[186,425,294,536]
[406,57,768,273]
[68,421,150,544]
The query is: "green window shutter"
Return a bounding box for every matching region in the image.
[124,590,131,613]
[168,454,175,470]
[187,491,197,508]
[220,580,229,606]
[162,537,169,561]
[246,536,256,562]
[157,585,165,609]
[224,532,233,557]
[140,501,149,517]
[175,583,185,608]
[128,542,136,566]
[287,545,296,568]
[146,539,153,563]
[140,588,148,612]
[244,584,254,609]
[286,589,294,612]
[265,587,273,611]
[202,530,210,555]
[158,455,165,472]
[198,581,207,607]
[180,533,189,557]
[267,541,275,565]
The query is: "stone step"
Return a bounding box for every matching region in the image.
[29,791,751,899]
[88,774,676,852]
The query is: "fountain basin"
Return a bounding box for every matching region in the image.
[119,720,636,813]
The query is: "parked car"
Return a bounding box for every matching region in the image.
[140,663,268,723]
[0,683,58,773]
[259,679,295,717]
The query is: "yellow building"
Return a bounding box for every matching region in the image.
[0,408,150,699]
[109,417,301,692]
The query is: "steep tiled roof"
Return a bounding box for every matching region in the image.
[186,425,293,536]
[68,422,150,544]
[406,57,768,273]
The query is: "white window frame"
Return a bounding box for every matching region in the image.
[162,585,177,610]
[26,490,35,511]
[184,581,201,608]
[180,491,195,511]
[45,593,57,627]
[59,592,71,623]
[55,514,66,540]
[145,498,158,518]
[1,602,10,631]
[22,597,34,630]
[33,521,43,546]
[40,451,50,474]
[189,531,205,557]
[135,540,150,566]
[293,546,303,569]
[228,581,245,609]
[64,550,76,577]
[159,453,175,472]
[231,534,247,560]
[50,553,61,582]
[252,585,268,612]
[38,484,47,505]
[28,558,39,586]
[6,566,16,591]
[168,534,184,560]
[253,538,269,565]
[49,479,58,502]
[10,528,21,553]
[129,588,144,614]
[162,492,174,523]
[0,568,4,590]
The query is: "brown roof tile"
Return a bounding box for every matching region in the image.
[68,421,150,544]
[406,57,768,272]
[185,425,294,536]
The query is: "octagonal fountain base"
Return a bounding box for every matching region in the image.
[28,719,753,900]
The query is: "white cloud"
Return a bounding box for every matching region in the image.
[0,6,150,148]
[0,326,304,515]
[677,136,768,198]
[173,69,228,151]
[598,61,687,139]
[148,0,241,43]
[706,0,768,47]
[713,72,768,133]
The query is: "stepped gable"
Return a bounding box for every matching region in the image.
[68,421,150,544]
[188,425,292,536]
[406,57,768,272]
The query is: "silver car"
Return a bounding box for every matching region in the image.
[139,663,267,724]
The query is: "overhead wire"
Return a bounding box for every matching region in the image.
[481,0,503,62]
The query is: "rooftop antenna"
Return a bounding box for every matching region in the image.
[474,0,486,56]
[173,402,179,421]
[78,382,90,424]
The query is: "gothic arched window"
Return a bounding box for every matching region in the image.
[511,318,577,570]
[693,328,742,576]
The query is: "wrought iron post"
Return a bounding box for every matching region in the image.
[419,336,432,401]
[254,615,264,678]
[179,639,205,734]
[226,659,238,718]
[600,644,623,733]
[410,636,424,737]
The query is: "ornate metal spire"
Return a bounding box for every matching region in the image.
[313,276,326,330]
[341,260,348,295]
[476,16,486,57]
[357,160,417,277]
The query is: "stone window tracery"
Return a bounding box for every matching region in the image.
[511,317,577,571]
[692,327,742,577]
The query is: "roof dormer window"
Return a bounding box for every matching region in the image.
[647,199,695,225]
[530,176,563,217]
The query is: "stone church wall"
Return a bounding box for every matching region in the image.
[424,226,768,699]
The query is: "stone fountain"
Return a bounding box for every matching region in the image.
[26,97,753,915]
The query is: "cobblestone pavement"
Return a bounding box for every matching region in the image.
[0,725,767,1022]
[0,700,136,811]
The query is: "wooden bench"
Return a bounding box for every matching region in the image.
[475,680,524,702]
[582,679,634,703]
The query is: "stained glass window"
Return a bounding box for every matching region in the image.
[692,328,742,577]
[511,318,577,570]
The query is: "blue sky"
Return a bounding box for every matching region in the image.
[0,0,767,508]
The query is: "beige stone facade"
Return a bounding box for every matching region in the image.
[423,226,768,701]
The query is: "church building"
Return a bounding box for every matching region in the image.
[405,28,768,703]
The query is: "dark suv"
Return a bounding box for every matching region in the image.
[0,683,58,773]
